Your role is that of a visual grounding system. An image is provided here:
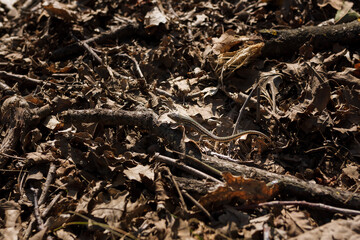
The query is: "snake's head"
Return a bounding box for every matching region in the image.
[167,112,181,122]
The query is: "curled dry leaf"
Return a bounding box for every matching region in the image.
[317,0,344,10]
[144,7,168,28]
[43,1,77,22]
[199,172,279,209]
[217,42,264,76]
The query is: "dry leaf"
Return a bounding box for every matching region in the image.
[43,1,77,22]
[144,7,167,28]
[199,172,279,209]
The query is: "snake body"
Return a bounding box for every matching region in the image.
[168,113,270,142]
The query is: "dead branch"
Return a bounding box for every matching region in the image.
[261,20,360,58]
[63,108,157,128]
[62,109,189,154]
[201,155,360,210]
[51,23,140,60]
[24,192,63,239]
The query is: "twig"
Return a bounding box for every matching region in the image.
[228,81,261,153]
[162,167,188,213]
[263,222,271,240]
[205,151,241,163]
[117,53,144,79]
[233,81,261,134]
[171,150,223,178]
[186,90,204,99]
[0,80,15,95]
[23,219,36,239]
[51,73,77,78]
[21,0,41,10]
[345,184,360,204]
[256,78,261,122]
[220,85,270,114]
[38,162,57,206]
[154,153,222,183]
[222,84,291,140]
[71,33,103,64]
[0,169,27,172]
[42,192,62,217]
[62,108,188,154]
[30,187,45,230]
[303,60,325,83]
[155,87,175,99]
[0,71,55,86]
[24,192,63,239]
[0,152,27,160]
[75,41,121,90]
[68,211,137,239]
[181,189,215,222]
[18,170,27,198]
[243,200,360,215]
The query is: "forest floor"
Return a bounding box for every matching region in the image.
[0,0,360,239]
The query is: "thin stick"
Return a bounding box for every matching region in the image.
[72,33,103,65]
[23,219,36,239]
[38,162,56,206]
[0,71,57,87]
[30,187,45,230]
[256,79,261,122]
[24,192,63,239]
[117,53,144,79]
[42,192,62,217]
[0,81,15,94]
[243,200,360,215]
[263,223,271,240]
[233,81,260,136]
[182,190,215,221]
[155,87,175,99]
[303,60,325,83]
[170,150,223,178]
[154,153,222,183]
[0,152,27,160]
[162,167,188,213]
[228,81,260,154]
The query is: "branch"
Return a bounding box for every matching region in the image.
[261,20,360,58]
